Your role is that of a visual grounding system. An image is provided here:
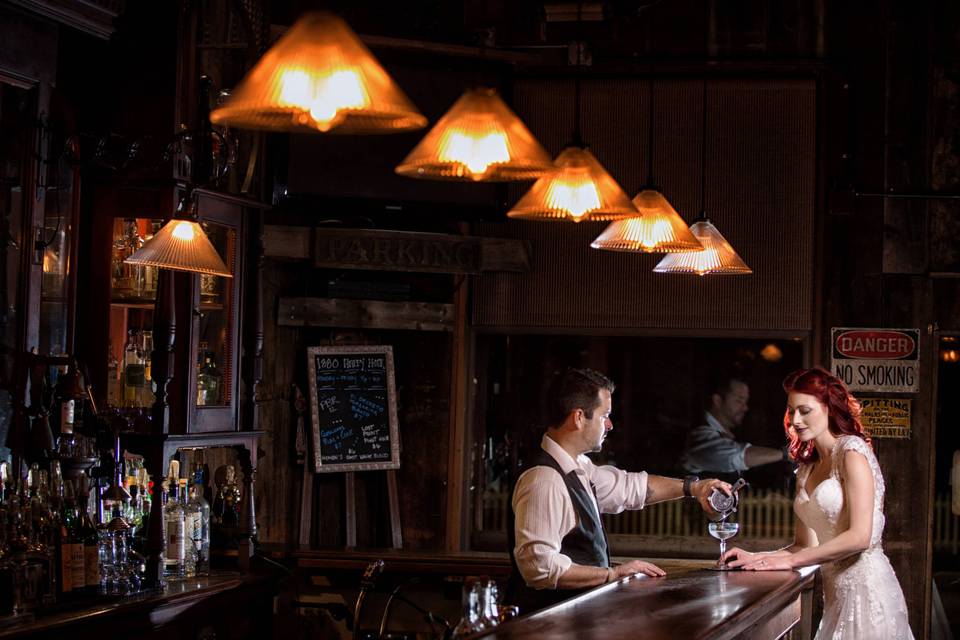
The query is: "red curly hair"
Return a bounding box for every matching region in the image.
[782,367,871,464]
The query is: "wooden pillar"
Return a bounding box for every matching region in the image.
[445,273,470,551]
[243,208,264,433]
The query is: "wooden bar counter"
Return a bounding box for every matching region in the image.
[0,573,276,639]
[484,559,817,640]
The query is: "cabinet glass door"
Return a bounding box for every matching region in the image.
[108,217,163,409]
[193,221,236,410]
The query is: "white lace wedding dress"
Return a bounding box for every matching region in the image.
[794,435,914,639]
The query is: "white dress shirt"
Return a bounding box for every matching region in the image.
[512,434,649,589]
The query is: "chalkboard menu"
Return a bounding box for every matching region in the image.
[306,345,400,472]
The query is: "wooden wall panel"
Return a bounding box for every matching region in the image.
[254,262,453,548]
[474,77,816,333]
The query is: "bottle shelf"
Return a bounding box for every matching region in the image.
[110,297,157,308]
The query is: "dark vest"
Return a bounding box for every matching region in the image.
[506,448,610,614]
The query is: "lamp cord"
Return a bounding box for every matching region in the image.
[698,76,708,222]
[646,77,655,186]
[698,2,710,222]
[571,1,584,147]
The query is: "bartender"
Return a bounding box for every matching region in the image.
[508,368,730,613]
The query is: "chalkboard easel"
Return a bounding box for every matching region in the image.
[304,345,402,548]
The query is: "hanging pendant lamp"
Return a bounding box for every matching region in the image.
[125,194,233,278]
[654,78,751,275]
[653,217,752,275]
[209,12,427,134]
[507,146,637,222]
[395,87,554,182]
[592,78,701,252]
[508,18,633,220]
[591,189,703,251]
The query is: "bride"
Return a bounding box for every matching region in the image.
[720,367,913,639]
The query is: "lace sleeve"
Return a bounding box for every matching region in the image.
[834,435,884,500]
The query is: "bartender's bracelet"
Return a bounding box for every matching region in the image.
[682,475,699,499]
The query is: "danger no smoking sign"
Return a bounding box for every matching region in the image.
[830,327,920,393]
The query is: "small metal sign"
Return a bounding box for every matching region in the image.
[859,397,912,439]
[830,327,920,393]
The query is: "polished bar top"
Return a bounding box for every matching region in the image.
[0,573,268,637]
[292,547,513,575]
[483,559,817,640]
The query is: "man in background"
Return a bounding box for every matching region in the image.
[678,373,787,483]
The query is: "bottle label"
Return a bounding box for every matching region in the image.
[60,399,75,432]
[85,544,100,587]
[125,364,146,387]
[70,544,85,586]
[60,541,73,592]
[167,530,185,561]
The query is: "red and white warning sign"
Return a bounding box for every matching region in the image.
[830,327,920,393]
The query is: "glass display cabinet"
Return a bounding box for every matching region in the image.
[84,186,250,436]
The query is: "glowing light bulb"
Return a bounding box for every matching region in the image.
[544,177,602,221]
[172,221,196,241]
[438,126,510,178]
[278,66,369,131]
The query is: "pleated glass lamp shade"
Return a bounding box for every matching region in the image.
[125,219,233,278]
[507,146,638,222]
[209,12,427,134]
[653,218,752,275]
[395,88,554,181]
[591,189,704,252]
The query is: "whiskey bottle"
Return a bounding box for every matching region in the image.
[163,477,185,580]
[77,476,99,593]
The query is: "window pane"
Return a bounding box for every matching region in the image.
[472,334,804,554]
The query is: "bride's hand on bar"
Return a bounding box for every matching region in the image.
[720,548,792,571]
[718,547,755,568]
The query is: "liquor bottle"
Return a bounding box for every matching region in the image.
[27,466,55,605]
[216,465,241,527]
[141,221,160,297]
[58,482,78,599]
[123,330,145,407]
[141,330,155,407]
[126,219,145,297]
[163,473,185,580]
[195,344,220,406]
[179,479,196,577]
[188,471,210,577]
[111,219,135,297]
[77,476,99,593]
[107,342,120,407]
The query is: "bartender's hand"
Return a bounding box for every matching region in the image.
[691,478,732,515]
[613,559,666,580]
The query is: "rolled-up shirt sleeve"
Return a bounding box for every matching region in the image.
[512,467,574,589]
[581,457,649,514]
